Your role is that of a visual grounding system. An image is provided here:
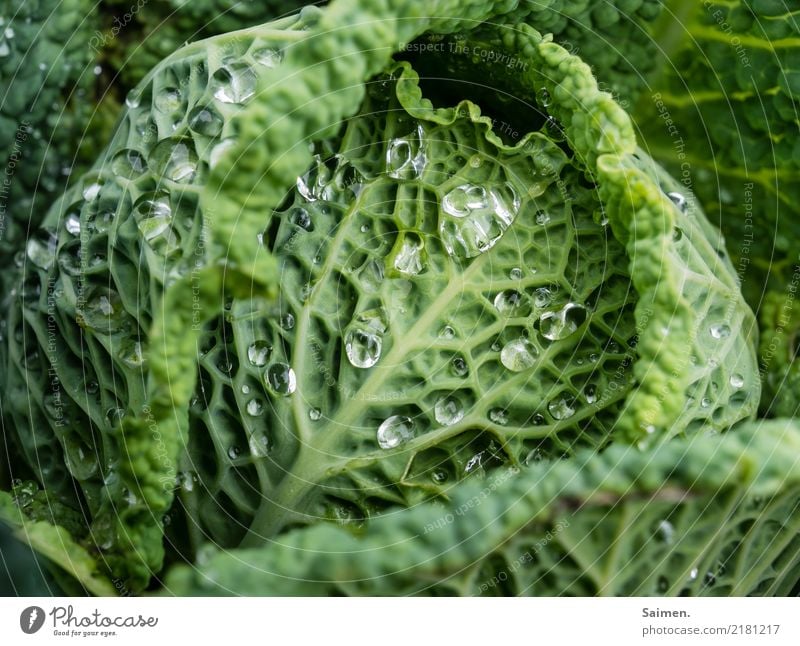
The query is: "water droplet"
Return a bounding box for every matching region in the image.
[709,323,730,339]
[111,148,147,179]
[500,338,539,372]
[729,373,744,389]
[391,231,425,276]
[344,311,386,368]
[439,325,455,339]
[451,355,468,377]
[689,567,699,581]
[440,182,520,258]
[667,191,688,213]
[540,303,587,341]
[134,193,179,255]
[493,289,528,316]
[548,396,575,420]
[533,287,553,308]
[188,105,224,137]
[78,288,127,333]
[26,231,57,270]
[119,340,145,368]
[584,384,597,404]
[432,469,448,483]
[673,227,683,241]
[209,137,237,170]
[509,267,522,280]
[377,415,414,449]
[149,138,198,183]
[488,408,508,425]
[656,519,675,544]
[281,313,295,330]
[434,396,464,426]
[246,398,264,416]
[266,362,296,396]
[125,90,141,109]
[154,86,182,113]
[82,181,102,201]
[357,259,384,293]
[309,407,322,421]
[247,340,272,367]
[228,446,241,460]
[386,125,426,179]
[252,47,283,67]
[534,210,550,225]
[537,87,551,107]
[211,62,257,104]
[524,448,543,464]
[291,207,313,231]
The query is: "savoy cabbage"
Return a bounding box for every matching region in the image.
[0,0,797,597]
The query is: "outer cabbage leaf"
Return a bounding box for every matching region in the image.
[163,419,800,596]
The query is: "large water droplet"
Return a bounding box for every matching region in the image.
[540,303,587,341]
[149,138,198,183]
[493,289,528,316]
[439,183,520,258]
[729,373,744,389]
[548,396,575,420]
[391,231,425,276]
[500,338,539,372]
[434,396,464,426]
[386,125,426,179]
[134,193,179,255]
[377,415,414,449]
[345,310,386,368]
[211,62,257,104]
[111,148,147,179]
[709,323,730,339]
[247,340,272,367]
[77,288,126,333]
[188,105,224,137]
[266,362,296,396]
[26,231,57,270]
[154,86,182,113]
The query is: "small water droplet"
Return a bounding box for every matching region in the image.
[533,287,553,308]
[247,340,272,367]
[434,396,464,426]
[540,302,587,341]
[509,267,522,280]
[281,313,295,330]
[111,148,148,179]
[386,125,426,179]
[228,446,241,460]
[154,86,182,113]
[524,448,543,464]
[26,231,57,269]
[701,397,711,408]
[266,362,296,395]
[451,355,468,377]
[211,62,257,104]
[188,105,224,137]
[709,323,730,339]
[689,567,699,581]
[345,311,386,368]
[673,227,683,241]
[246,398,264,416]
[291,207,313,231]
[309,407,322,421]
[584,384,597,404]
[252,47,283,67]
[729,373,744,389]
[656,519,674,544]
[534,210,550,225]
[548,396,575,420]
[667,191,688,213]
[439,325,455,339]
[500,338,539,372]
[82,181,102,201]
[488,408,508,425]
[493,289,528,316]
[377,415,414,449]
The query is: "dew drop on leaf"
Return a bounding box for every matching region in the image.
[500,338,538,372]
[247,341,272,367]
[377,415,414,449]
[266,362,296,396]
[434,396,464,426]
